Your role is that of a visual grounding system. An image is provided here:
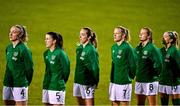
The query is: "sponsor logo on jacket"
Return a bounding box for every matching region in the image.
[80,52,85,60]
[12,52,18,61]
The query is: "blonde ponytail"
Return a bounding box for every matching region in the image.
[173,31,179,49]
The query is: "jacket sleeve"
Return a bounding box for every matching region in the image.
[172,49,180,78]
[127,47,137,79]
[110,61,114,82]
[84,49,99,85]
[151,47,163,77]
[4,48,13,85]
[23,48,34,86]
[60,52,70,83]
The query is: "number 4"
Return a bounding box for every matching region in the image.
[21,89,25,98]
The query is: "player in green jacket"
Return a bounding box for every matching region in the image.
[3,25,34,106]
[135,27,162,106]
[159,31,180,105]
[42,32,70,105]
[109,26,136,106]
[73,27,99,106]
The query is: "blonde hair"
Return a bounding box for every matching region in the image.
[115,26,131,42]
[13,25,28,42]
[141,27,153,42]
[173,31,179,49]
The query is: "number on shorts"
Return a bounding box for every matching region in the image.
[21,89,25,98]
[56,92,61,102]
[86,87,90,95]
[149,84,154,91]
[171,86,177,91]
[123,89,127,99]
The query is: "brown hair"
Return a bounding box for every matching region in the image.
[82,27,98,48]
[46,32,63,49]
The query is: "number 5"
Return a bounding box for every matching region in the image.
[56,92,61,101]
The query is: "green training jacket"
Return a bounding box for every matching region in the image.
[3,42,34,87]
[159,45,180,86]
[43,47,70,91]
[135,42,162,82]
[74,43,99,86]
[111,41,136,84]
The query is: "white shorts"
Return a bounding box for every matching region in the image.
[42,89,65,105]
[3,86,28,101]
[73,83,96,99]
[135,81,159,95]
[109,83,132,101]
[159,84,180,94]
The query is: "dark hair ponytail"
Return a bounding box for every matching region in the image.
[46,32,63,49]
[56,33,63,49]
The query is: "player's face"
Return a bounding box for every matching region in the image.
[80,29,89,44]
[139,29,149,42]
[45,34,55,48]
[9,26,20,41]
[113,28,123,42]
[162,32,171,45]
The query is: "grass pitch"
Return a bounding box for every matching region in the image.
[0,0,180,105]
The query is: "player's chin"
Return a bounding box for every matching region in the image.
[46,45,50,48]
[113,39,116,42]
